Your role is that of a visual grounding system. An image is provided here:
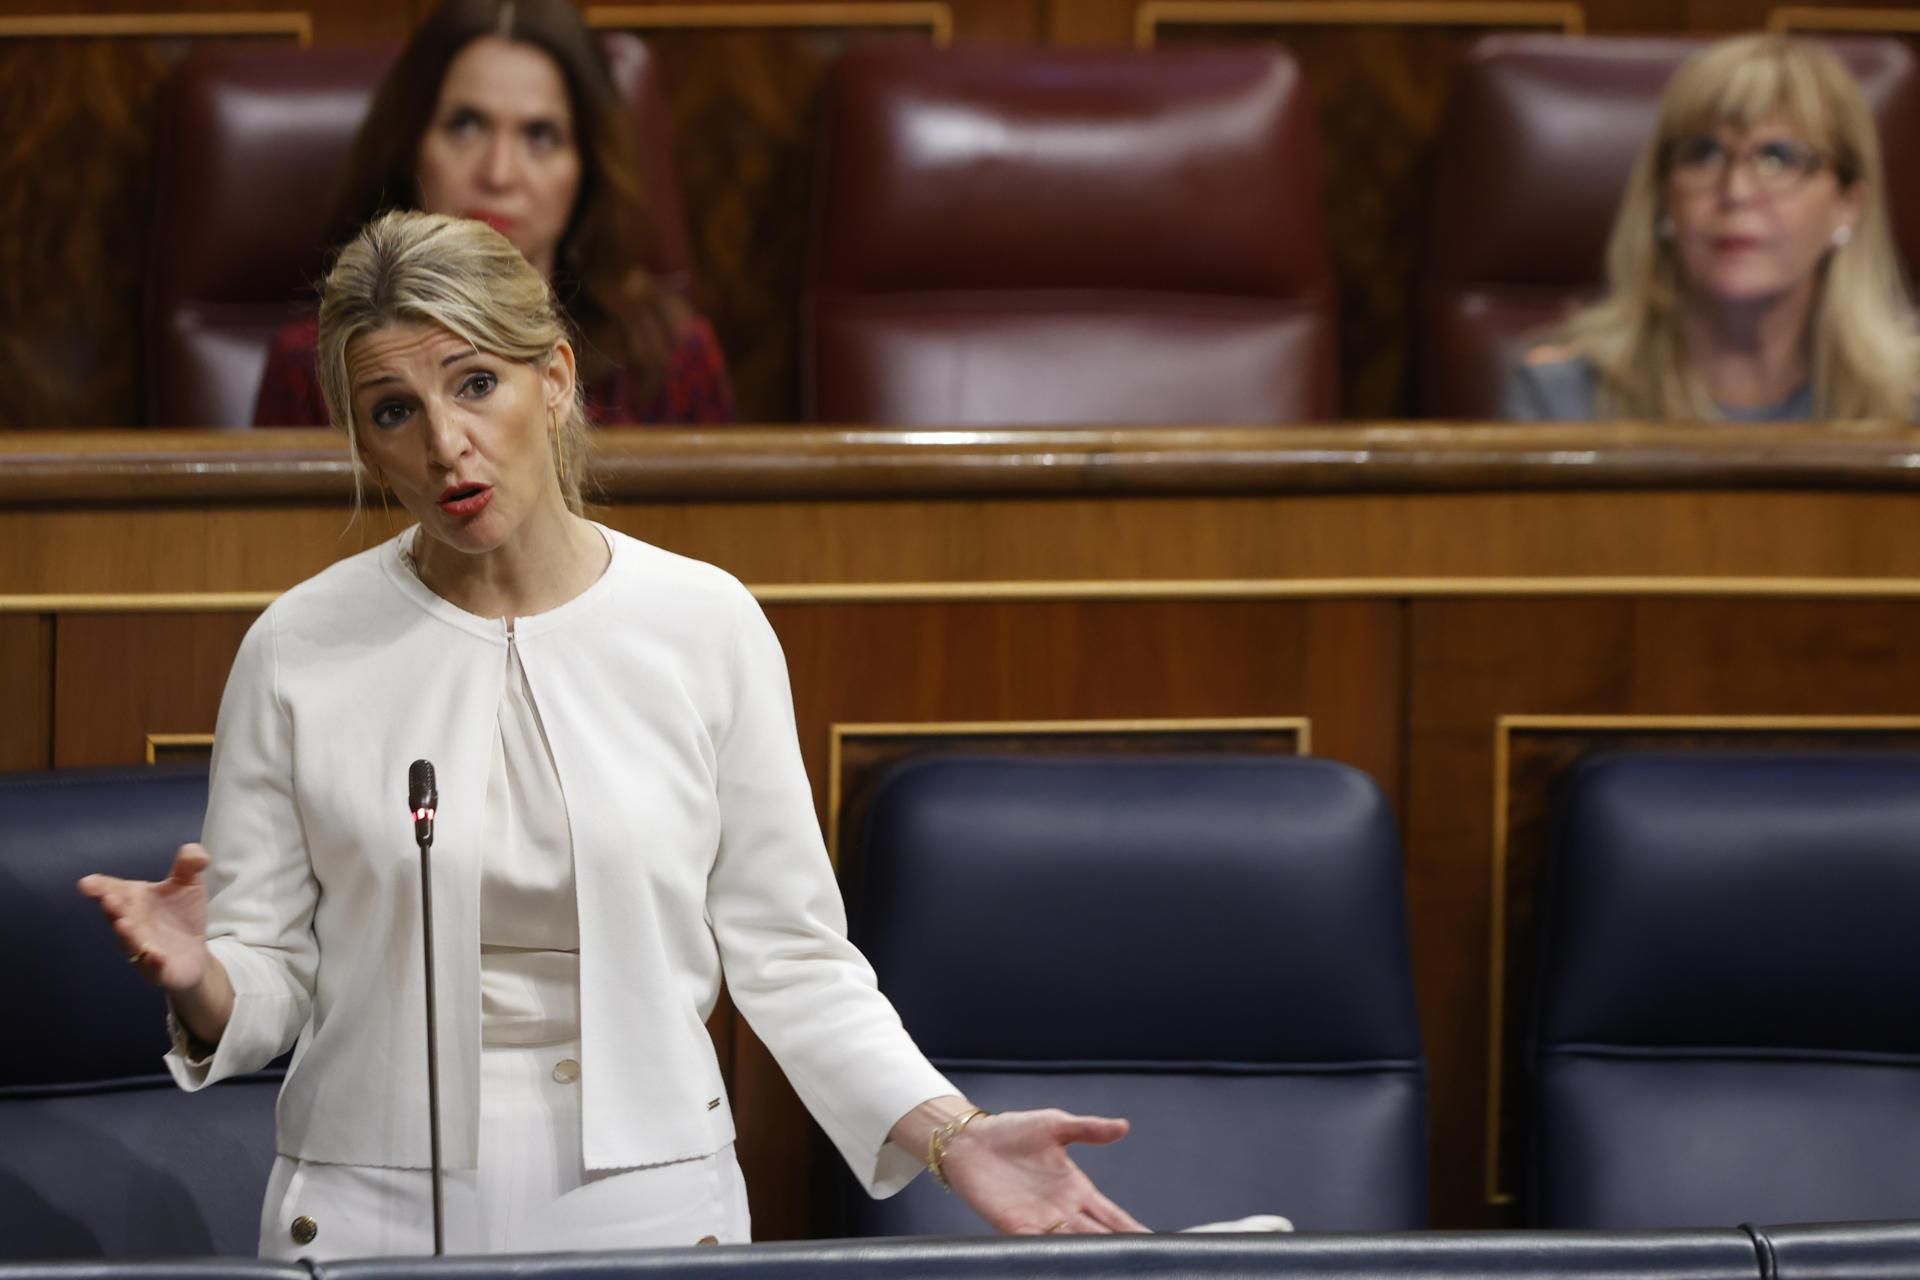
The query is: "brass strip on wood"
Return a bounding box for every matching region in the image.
[145,733,216,765]
[588,3,951,41]
[18,578,1920,614]
[1135,0,1581,47]
[1768,5,1920,33]
[0,12,312,44]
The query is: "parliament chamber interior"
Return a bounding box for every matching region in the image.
[4,0,1920,1275]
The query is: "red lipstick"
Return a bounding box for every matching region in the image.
[437,483,493,517]
[467,210,517,235]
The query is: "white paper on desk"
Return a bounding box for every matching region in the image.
[1177,1214,1294,1233]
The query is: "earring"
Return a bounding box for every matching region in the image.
[1832,224,1854,248]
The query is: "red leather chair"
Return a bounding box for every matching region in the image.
[807,44,1336,427]
[1420,35,1920,420]
[143,36,691,428]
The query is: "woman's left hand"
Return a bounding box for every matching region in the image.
[936,1108,1149,1235]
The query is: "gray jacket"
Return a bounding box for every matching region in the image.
[1500,353,1814,422]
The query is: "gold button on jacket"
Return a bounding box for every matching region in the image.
[290,1216,318,1245]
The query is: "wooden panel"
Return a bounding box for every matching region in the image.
[0,22,304,428]
[16,425,1920,592]
[1147,5,1578,420]
[0,613,52,770]
[588,10,947,422]
[22,488,1920,594]
[1406,596,1920,1226]
[0,6,417,429]
[51,611,259,766]
[724,596,1403,1238]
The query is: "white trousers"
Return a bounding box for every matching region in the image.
[257,1039,751,1259]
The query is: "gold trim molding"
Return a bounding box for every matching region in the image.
[1135,0,1582,47]
[589,3,952,42]
[1768,6,1920,33]
[18,576,1920,614]
[146,733,215,764]
[827,716,1311,860]
[1484,712,1920,1205]
[0,12,313,44]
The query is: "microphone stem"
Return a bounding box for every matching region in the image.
[418,834,446,1255]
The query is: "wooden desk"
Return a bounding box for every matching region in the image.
[8,423,1920,1233]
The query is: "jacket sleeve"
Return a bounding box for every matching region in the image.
[704,584,954,1198]
[166,608,320,1090]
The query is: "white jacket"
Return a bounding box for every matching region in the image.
[168,526,952,1195]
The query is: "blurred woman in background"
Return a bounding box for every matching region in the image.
[254,0,734,427]
[1503,33,1917,422]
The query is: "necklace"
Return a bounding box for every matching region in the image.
[401,538,427,585]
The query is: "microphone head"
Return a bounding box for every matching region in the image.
[409,759,438,810]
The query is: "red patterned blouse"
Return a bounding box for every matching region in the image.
[251,313,738,427]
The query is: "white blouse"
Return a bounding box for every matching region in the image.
[479,630,581,1047]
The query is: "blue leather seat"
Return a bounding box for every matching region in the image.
[1754,1220,1920,1279]
[0,1266,300,1280]
[839,754,1426,1234]
[0,766,281,1258]
[1531,753,1920,1228]
[294,1230,1767,1279]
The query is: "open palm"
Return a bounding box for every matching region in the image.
[941,1109,1147,1234]
[77,843,212,992]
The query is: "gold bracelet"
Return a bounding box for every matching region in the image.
[927,1105,990,1191]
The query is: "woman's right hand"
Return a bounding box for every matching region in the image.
[77,843,213,993]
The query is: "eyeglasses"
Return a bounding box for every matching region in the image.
[1667,135,1831,194]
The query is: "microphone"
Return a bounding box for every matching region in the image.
[407,759,445,1255]
[409,759,437,848]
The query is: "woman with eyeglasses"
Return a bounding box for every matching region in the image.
[1502,34,1918,421]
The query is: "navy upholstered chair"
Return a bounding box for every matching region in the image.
[839,754,1426,1234]
[0,1265,303,1280]
[0,766,281,1258]
[1754,1220,1920,1280]
[1531,753,1920,1228]
[292,1230,1770,1280]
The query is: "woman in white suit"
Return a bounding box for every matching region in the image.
[78,210,1145,1259]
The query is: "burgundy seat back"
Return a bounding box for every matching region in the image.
[144,35,691,428]
[1420,35,1920,420]
[808,44,1335,427]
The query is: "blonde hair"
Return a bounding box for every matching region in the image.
[316,210,592,511]
[1554,33,1918,420]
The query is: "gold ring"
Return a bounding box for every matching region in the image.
[128,951,146,966]
[1044,1220,1069,1234]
